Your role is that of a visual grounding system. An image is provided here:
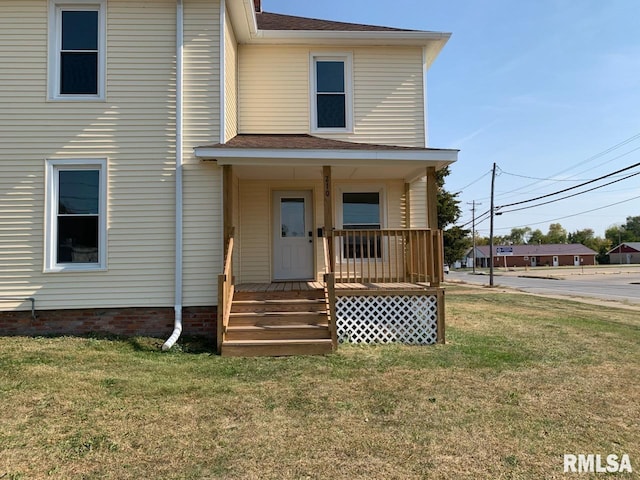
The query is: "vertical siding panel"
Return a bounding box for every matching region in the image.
[182,0,222,306]
[224,7,238,142]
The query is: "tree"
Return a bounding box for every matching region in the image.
[443,226,471,266]
[436,167,461,230]
[508,227,531,245]
[528,229,545,245]
[624,215,640,240]
[568,228,595,249]
[546,223,567,244]
[436,167,471,263]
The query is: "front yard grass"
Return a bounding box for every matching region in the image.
[1,287,638,479]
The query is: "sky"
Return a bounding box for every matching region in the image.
[264,0,640,238]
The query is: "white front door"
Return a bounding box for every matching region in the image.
[273,190,314,280]
[574,255,580,266]
[553,256,559,267]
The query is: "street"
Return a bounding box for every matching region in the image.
[447,266,640,306]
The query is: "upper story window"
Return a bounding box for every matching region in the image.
[45,159,108,272]
[311,54,353,132]
[48,0,106,100]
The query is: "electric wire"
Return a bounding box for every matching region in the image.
[496,162,640,210]
[498,169,640,213]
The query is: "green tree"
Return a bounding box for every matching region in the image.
[436,167,470,263]
[443,226,472,265]
[508,227,531,245]
[568,228,596,249]
[545,223,567,244]
[528,229,545,245]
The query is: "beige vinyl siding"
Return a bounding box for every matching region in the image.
[0,0,222,311]
[182,0,222,306]
[409,177,428,228]
[238,45,309,134]
[223,6,238,142]
[238,45,425,147]
[0,0,178,310]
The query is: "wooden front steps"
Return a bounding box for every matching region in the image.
[221,288,334,357]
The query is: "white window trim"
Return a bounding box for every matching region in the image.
[45,159,108,273]
[310,52,354,134]
[48,0,107,101]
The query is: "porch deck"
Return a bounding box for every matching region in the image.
[235,281,432,293]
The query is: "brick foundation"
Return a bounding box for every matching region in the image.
[0,306,217,341]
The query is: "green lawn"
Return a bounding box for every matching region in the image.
[1,287,638,479]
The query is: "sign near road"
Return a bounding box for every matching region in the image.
[496,246,513,256]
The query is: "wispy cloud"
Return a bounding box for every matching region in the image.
[448,119,500,148]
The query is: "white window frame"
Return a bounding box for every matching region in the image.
[337,185,387,262]
[310,52,354,133]
[45,159,108,272]
[48,0,107,101]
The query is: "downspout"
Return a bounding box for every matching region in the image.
[163,0,184,351]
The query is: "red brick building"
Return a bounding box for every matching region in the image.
[468,244,597,268]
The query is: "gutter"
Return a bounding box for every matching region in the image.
[163,0,184,351]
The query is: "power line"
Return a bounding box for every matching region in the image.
[472,132,640,201]
[492,193,640,232]
[450,170,492,194]
[499,169,640,214]
[496,161,640,210]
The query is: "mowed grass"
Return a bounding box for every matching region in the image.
[1,288,639,479]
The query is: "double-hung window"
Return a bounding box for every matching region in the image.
[311,54,353,132]
[342,192,382,259]
[45,159,107,272]
[49,0,106,100]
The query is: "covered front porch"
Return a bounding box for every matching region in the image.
[195,134,457,356]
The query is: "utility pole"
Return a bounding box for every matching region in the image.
[489,162,497,287]
[467,200,482,274]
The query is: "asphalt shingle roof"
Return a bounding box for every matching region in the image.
[256,12,414,32]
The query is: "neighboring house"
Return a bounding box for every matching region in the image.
[467,244,597,268]
[607,243,640,264]
[0,0,457,356]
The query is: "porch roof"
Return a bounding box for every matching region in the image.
[195,134,458,181]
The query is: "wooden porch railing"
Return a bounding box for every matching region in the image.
[322,235,338,350]
[217,229,235,353]
[331,228,444,285]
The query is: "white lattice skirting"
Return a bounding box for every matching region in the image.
[336,294,438,345]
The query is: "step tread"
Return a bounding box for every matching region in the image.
[223,339,332,346]
[227,323,329,331]
[233,299,325,305]
[229,311,326,317]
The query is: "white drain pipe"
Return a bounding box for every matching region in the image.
[163,0,184,351]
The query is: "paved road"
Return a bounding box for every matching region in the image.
[447,270,640,306]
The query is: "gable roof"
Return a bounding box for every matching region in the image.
[473,244,597,258]
[256,12,413,32]
[606,242,640,254]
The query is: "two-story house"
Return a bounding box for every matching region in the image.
[0,0,458,356]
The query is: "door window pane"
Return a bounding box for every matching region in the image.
[281,198,305,238]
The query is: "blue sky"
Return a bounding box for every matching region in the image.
[264,0,640,238]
